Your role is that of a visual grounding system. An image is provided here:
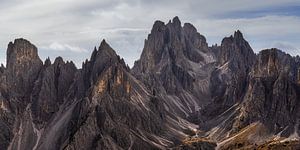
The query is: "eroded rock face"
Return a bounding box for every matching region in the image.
[6,39,43,96]
[31,57,77,127]
[132,16,215,116]
[195,31,257,137]
[32,40,171,150]
[218,30,255,68]
[0,38,175,150]
[133,17,210,74]
[212,30,256,105]
[0,39,44,149]
[1,40,79,150]
[238,49,300,135]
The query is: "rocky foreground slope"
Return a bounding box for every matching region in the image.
[0,17,299,150]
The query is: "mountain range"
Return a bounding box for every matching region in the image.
[0,16,299,150]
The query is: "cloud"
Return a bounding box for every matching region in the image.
[44,42,88,53]
[271,41,300,56]
[0,0,299,67]
[272,41,297,50]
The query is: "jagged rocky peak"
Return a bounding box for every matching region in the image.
[84,42,142,96]
[171,16,181,25]
[166,16,182,31]
[0,64,4,73]
[234,30,243,40]
[53,56,76,68]
[5,38,43,97]
[98,39,114,54]
[44,57,51,67]
[82,39,128,89]
[198,32,259,138]
[151,20,166,34]
[55,57,77,71]
[87,39,121,65]
[183,23,196,34]
[84,39,116,69]
[131,17,217,117]
[6,38,43,83]
[183,22,208,52]
[208,30,256,107]
[54,56,64,64]
[219,30,256,71]
[31,55,77,126]
[133,16,211,74]
[6,38,42,70]
[167,16,208,51]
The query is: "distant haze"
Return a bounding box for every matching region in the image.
[0,0,300,67]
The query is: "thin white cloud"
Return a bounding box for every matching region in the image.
[78,28,148,34]
[194,15,300,37]
[271,41,300,56]
[43,42,88,53]
[272,41,297,50]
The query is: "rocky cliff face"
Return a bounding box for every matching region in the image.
[57,40,170,150]
[216,49,300,149]
[31,57,77,127]
[0,38,188,150]
[0,39,43,149]
[238,49,300,134]
[6,39,43,109]
[132,16,215,117]
[211,30,256,107]
[184,31,256,125]
[0,17,299,150]
[132,17,299,149]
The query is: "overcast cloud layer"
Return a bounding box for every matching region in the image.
[0,0,300,67]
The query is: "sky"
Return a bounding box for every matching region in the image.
[0,0,300,68]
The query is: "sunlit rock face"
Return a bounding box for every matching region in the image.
[0,17,299,150]
[6,39,43,106]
